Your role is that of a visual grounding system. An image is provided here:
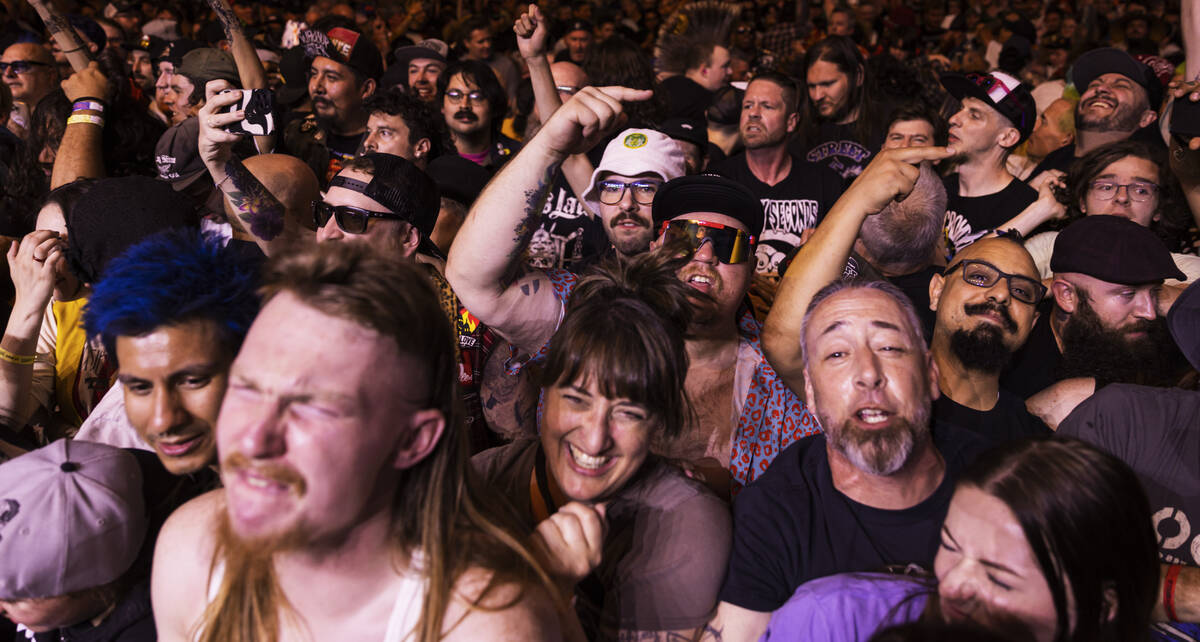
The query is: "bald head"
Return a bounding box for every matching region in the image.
[953,236,1039,279]
[223,154,320,256]
[1,43,59,107]
[858,161,947,274]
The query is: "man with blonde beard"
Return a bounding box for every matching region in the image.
[151,243,561,642]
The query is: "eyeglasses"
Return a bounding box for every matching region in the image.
[659,219,756,265]
[444,88,485,104]
[597,179,660,205]
[312,201,405,234]
[1088,180,1158,203]
[943,259,1046,305]
[0,60,50,75]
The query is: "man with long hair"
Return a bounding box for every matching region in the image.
[151,243,562,642]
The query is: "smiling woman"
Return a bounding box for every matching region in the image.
[763,437,1160,642]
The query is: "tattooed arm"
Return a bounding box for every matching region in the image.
[197,84,286,251]
[445,86,652,354]
[204,0,273,153]
[25,0,91,72]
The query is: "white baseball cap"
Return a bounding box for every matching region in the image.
[582,129,687,212]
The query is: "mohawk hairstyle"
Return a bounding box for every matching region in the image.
[84,229,261,367]
[654,1,740,75]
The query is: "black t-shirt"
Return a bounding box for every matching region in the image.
[1027,142,1076,178]
[887,266,939,341]
[1001,300,1061,399]
[1059,384,1200,566]
[942,174,1038,255]
[933,390,1051,446]
[717,422,988,612]
[790,121,877,185]
[524,170,609,271]
[711,153,844,275]
[661,75,714,121]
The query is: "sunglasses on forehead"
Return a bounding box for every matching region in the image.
[312,201,406,234]
[659,219,756,265]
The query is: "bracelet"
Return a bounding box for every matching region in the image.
[72,100,105,113]
[66,113,104,127]
[1164,564,1182,621]
[0,348,35,365]
[73,95,106,106]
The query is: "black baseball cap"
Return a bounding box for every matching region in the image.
[393,38,449,68]
[1071,47,1163,110]
[659,118,709,151]
[1051,215,1185,284]
[940,71,1036,143]
[299,25,383,81]
[331,153,441,255]
[652,174,763,237]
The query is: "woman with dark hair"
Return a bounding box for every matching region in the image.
[763,437,1160,642]
[473,248,731,641]
[1022,139,1200,284]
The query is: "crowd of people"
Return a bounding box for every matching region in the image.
[0,0,1198,639]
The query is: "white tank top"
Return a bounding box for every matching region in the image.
[203,558,425,641]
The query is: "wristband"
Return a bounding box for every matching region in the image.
[66,113,105,127]
[73,96,106,106]
[72,100,105,113]
[0,348,35,365]
[1164,564,1182,621]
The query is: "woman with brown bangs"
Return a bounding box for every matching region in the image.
[473,248,733,642]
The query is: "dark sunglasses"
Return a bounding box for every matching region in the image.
[659,219,756,265]
[0,60,50,75]
[312,201,405,234]
[943,259,1046,305]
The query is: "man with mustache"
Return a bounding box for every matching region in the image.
[447,87,819,501]
[926,236,1051,442]
[1028,47,1163,178]
[710,71,843,277]
[283,23,382,187]
[151,243,562,641]
[1004,215,1188,397]
[439,59,519,173]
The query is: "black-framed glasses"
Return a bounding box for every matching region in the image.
[1088,180,1158,203]
[659,219,757,265]
[943,259,1046,305]
[312,201,405,234]
[597,179,660,205]
[444,88,485,104]
[0,60,50,75]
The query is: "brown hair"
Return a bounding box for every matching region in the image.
[541,246,698,441]
[196,243,555,642]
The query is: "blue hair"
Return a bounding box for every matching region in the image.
[84,229,261,367]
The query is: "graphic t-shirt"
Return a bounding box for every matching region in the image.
[942,174,1037,256]
[1059,384,1200,566]
[792,121,876,185]
[711,153,844,275]
[324,130,364,184]
[523,171,609,271]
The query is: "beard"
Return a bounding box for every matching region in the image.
[607,211,653,256]
[949,302,1019,374]
[1075,92,1146,133]
[823,404,932,476]
[1058,297,1188,386]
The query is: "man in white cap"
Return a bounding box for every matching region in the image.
[577,128,687,262]
[0,439,152,639]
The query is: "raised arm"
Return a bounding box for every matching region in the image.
[49,63,108,189]
[25,0,91,72]
[445,86,651,354]
[206,0,274,153]
[514,4,596,213]
[762,146,955,398]
[198,82,288,253]
[0,231,63,428]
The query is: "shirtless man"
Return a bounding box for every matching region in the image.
[151,243,561,641]
[446,86,818,498]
